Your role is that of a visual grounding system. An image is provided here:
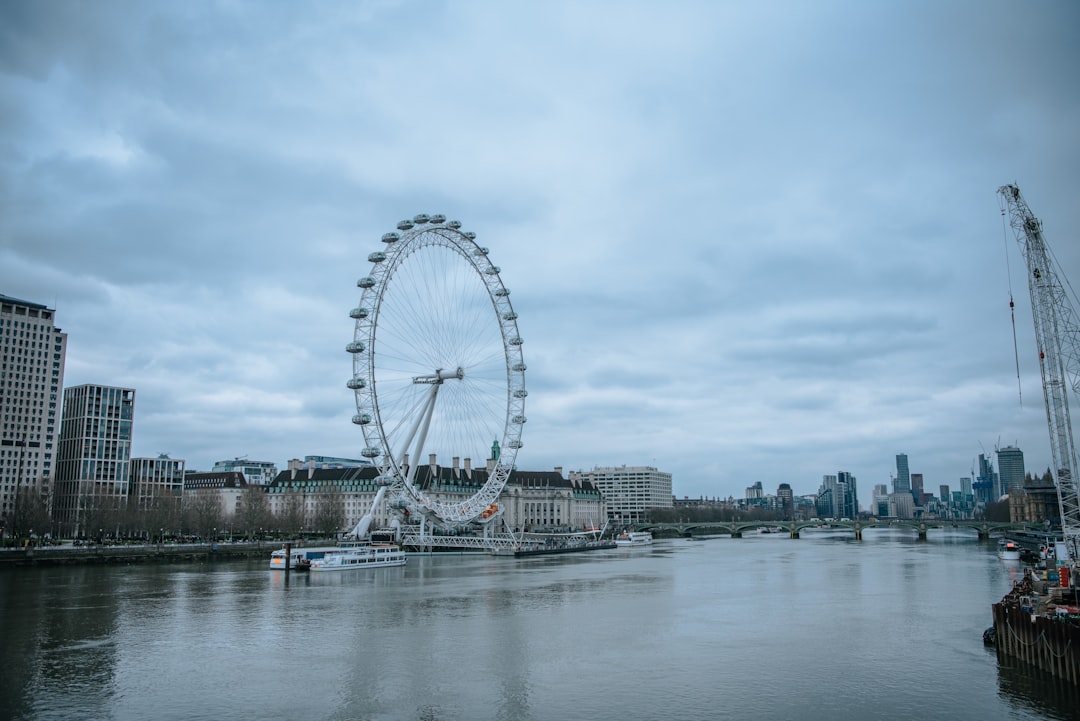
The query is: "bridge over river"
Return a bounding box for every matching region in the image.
[639,519,1046,541]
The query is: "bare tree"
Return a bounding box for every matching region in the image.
[12,486,50,541]
[185,491,223,541]
[312,490,345,538]
[277,492,307,537]
[236,486,270,539]
[146,494,182,541]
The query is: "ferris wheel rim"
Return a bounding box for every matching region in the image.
[347,215,526,526]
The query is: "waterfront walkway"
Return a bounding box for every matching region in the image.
[0,540,269,568]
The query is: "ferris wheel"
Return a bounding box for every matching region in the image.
[347,214,526,529]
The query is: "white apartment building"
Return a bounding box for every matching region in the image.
[0,294,67,532]
[569,465,673,525]
[212,457,279,485]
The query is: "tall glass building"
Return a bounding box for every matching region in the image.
[996,446,1026,496]
[0,294,67,534]
[53,384,136,537]
[894,453,910,494]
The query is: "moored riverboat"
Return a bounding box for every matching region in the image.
[615,531,653,547]
[269,543,344,570]
[309,543,406,571]
[998,540,1021,561]
[510,540,617,557]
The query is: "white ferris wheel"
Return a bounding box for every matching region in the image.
[348,214,526,530]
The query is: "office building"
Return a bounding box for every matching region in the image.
[0,294,67,532]
[212,457,279,485]
[569,465,672,524]
[816,472,858,519]
[911,473,924,505]
[894,454,910,494]
[53,384,135,537]
[975,453,998,502]
[777,483,794,520]
[996,446,1026,496]
[130,454,185,515]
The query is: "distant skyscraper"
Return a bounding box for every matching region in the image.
[975,454,998,502]
[894,454,910,494]
[0,294,68,530]
[996,446,1026,496]
[837,471,858,518]
[53,385,136,537]
[939,484,950,502]
[911,473,924,505]
[777,483,793,520]
[961,477,973,499]
[817,473,857,518]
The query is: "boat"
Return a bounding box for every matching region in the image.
[510,539,617,557]
[998,540,1021,561]
[308,543,406,571]
[269,543,341,570]
[615,531,653,547]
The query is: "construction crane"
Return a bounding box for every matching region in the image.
[998,184,1080,561]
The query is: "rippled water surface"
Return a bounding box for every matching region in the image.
[2,529,1077,721]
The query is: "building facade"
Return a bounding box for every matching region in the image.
[212,458,279,485]
[975,453,998,502]
[130,454,185,511]
[816,472,858,519]
[996,446,1026,496]
[262,461,606,536]
[777,483,794,521]
[0,294,67,536]
[53,385,135,537]
[894,454,910,494]
[1010,471,1059,525]
[568,465,673,525]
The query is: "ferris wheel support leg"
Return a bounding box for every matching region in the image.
[403,384,441,489]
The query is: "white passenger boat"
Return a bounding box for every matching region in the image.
[309,543,406,571]
[615,531,653,547]
[269,544,341,570]
[998,540,1021,561]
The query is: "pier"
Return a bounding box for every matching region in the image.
[992,583,1080,686]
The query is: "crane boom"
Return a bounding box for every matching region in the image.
[998,184,1080,560]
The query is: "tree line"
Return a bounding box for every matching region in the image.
[2,485,350,546]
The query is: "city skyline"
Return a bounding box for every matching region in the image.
[1,2,1077,498]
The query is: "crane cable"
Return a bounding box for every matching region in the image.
[1000,199,1023,407]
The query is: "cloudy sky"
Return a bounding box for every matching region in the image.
[2,1,1078,502]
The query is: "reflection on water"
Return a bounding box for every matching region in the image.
[996,653,1080,720]
[0,532,1077,721]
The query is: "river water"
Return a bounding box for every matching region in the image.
[1,528,1077,721]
